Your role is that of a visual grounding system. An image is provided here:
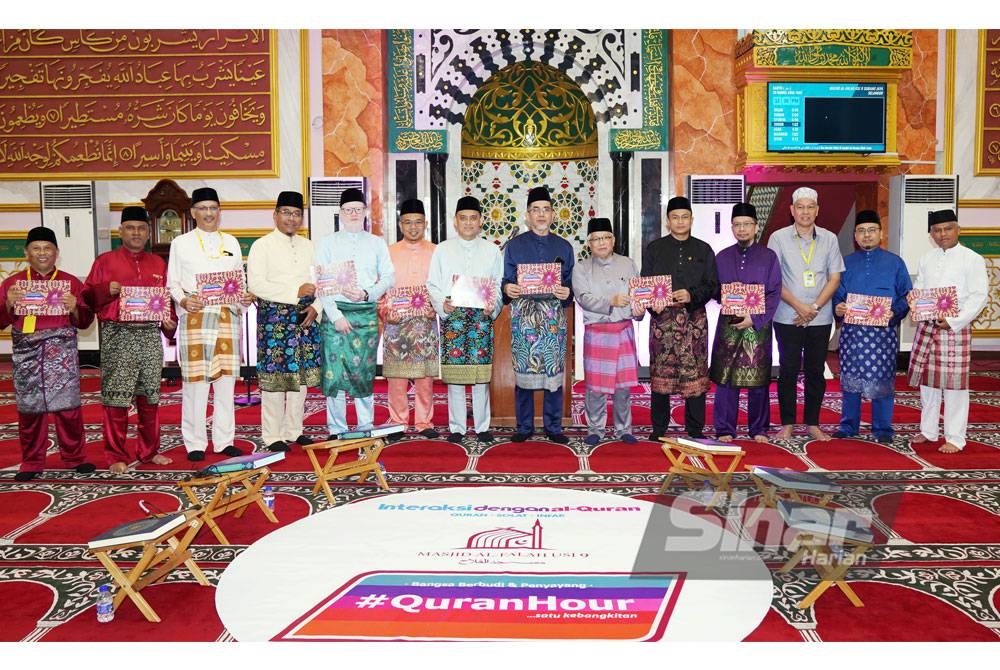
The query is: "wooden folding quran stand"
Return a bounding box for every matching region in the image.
[657,437,745,509]
[302,436,390,504]
[745,465,841,525]
[176,466,278,544]
[88,509,210,623]
[776,500,875,609]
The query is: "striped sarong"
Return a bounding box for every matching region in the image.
[100,321,164,407]
[908,320,971,390]
[510,297,567,392]
[320,301,378,397]
[583,321,638,395]
[178,306,240,384]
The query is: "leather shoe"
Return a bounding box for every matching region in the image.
[187,450,206,462]
[832,430,854,439]
[74,463,96,474]
[266,440,290,452]
[447,432,465,443]
[327,433,339,442]
[648,432,664,442]
[620,434,638,444]
[219,446,244,457]
[875,435,893,445]
[14,471,40,482]
[510,432,532,442]
[294,434,314,446]
[546,432,569,444]
[476,431,494,443]
[419,428,440,439]
[583,434,601,446]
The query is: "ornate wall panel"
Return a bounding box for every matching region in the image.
[975,30,1000,175]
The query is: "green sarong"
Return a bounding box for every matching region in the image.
[320,301,378,397]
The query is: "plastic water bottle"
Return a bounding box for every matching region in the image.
[262,486,275,512]
[698,480,714,505]
[96,584,114,623]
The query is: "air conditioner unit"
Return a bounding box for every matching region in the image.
[39,181,110,353]
[889,174,958,351]
[686,175,745,255]
[308,177,367,241]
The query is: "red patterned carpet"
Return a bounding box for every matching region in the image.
[1,368,999,643]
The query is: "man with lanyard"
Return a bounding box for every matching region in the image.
[246,191,322,452]
[709,203,781,443]
[502,186,575,444]
[572,217,643,446]
[641,196,719,441]
[767,187,844,441]
[908,209,988,454]
[427,196,503,443]
[167,187,252,461]
[0,226,96,481]
[83,207,176,473]
[832,210,912,444]
[380,199,439,440]
[314,188,395,438]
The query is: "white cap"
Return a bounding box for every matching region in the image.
[792,187,818,203]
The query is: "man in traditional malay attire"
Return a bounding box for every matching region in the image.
[767,187,844,441]
[908,209,988,453]
[246,191,322,452]
[314,188,395,438]
[0,226,96,481]
[832,210,912,444]
[572,217,643,446]
[380,199,439,440]
[642,196,719,441]
[709,203,781,442]
[501,186,575,444]
[83,207,176,473]
[167,187,252,461]
[427,196,503,443]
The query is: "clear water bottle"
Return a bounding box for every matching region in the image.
[262,486,275,512]
[697,480,714,505]
[96,584,114,623]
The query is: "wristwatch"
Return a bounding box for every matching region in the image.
[811,302,820,310]
[362,289,370,302]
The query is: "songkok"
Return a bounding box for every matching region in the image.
[121,206,150,224]
[399,199,425,216]
[928,209,957,230]
[276,191,304,210]
[455,196,482,213]
[587,218,613,235]
[25,226,57,247]
[855,210,881,227]
[666,196,691,214]
[191,187,219,205]
[526,186,551,206]
[791,187,818,203]
[340,188,366,207]
[731,203,757,221]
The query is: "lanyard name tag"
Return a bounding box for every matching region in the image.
[803,270,816,288]
[22,315,37,334]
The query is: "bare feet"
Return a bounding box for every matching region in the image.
[151,454,173,465]
[717,435,733,442]
[910,434,931,445]
[807,425,831,441]
[938,442,962,454]
[753,434,769,443]
[109,462,128,475]
[775,425,794,440]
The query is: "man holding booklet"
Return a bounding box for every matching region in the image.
[83,206,177,473]
[0,226,96,481]
[427,196,504,443]
[167,187,253,462]
[832,210,911,444]
[908,209,988,453]
[380,199,439,440]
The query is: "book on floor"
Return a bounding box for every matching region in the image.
[674,436,745,453]
[338,423,405,440]
[777,500,874,544]
[751,466,841,493]
[88,512,187,550]
[199,451,286,475]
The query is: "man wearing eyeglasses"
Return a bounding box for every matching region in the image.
[314,188,395,438]
[501,186,575,444]
[572,218,644,446]
[247,191,322,452]
[641,196,719,441]
[167,187,254,462]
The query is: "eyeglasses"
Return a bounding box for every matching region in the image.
[192,205,220,213]
[731,222,756,229]
[341,206,366,215]
[589,235,614,242]
[277,208,303,219]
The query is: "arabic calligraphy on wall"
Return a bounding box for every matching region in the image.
[0,29,276,178]
[976,30,1000,175]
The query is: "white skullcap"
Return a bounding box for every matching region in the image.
[791,187,818,203]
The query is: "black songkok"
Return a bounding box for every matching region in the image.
[928,209,957,230]
[455,196,482,214]
[587,218,613,235]
[666,196,691,214]
[855,210,881,227]
[191,187,219,205]
[526,187,551,206]
[26,226,57,247]
[121,206,150,224]
[399,199,425,216]
[276,191,304,210]
[340,188,366,207]
[731,203,757,221]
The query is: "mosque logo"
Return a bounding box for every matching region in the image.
[464,519,546,550]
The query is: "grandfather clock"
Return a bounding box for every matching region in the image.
[142,179,192,261]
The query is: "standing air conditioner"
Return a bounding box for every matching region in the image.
[39,181,111,353]
[308,177,368,241]
[889,174,958,351]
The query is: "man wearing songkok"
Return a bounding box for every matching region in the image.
[641,196,719,441]
[832,210,912,444]
[427,196,503,444]
[379,198,439,440]
[83,207,176,473]
[167,187,252,462]
[908,209,988,454]
[0,226,96,481]
[572,217,644,446]
[767,187,844,441]
[314,188,395,438]
[501,186,575,444]
[247,191,322,452]
[709,203,781,443]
